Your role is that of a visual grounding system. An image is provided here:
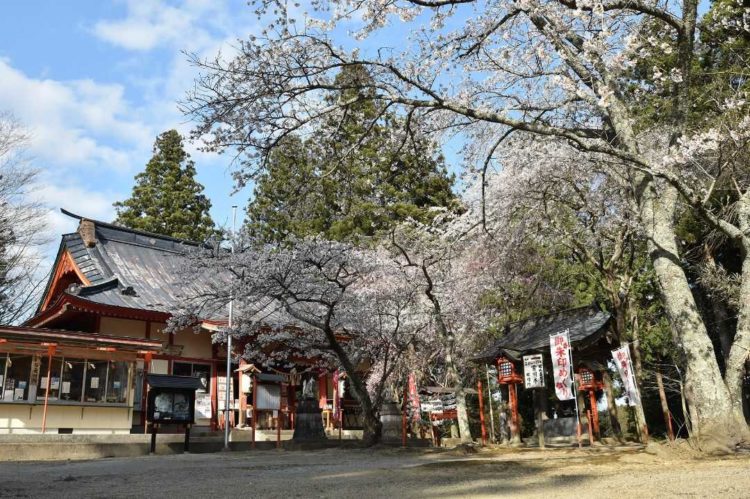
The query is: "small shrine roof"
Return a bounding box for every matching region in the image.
[474,305,612,362]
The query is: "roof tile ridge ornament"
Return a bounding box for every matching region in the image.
[73,277,120,296]
[60,207,205,247]
[78,218,97,248]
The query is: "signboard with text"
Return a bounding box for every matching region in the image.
[523,354,545,389]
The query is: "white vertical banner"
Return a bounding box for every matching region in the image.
[550,330,574,401]
[612,346,639,407]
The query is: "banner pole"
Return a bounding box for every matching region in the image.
[485,365,496,443]
[567,332,582,448]
[626,349,649,442]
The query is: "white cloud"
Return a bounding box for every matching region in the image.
[0,59,153,172]
[1,0,263,270]
[92,0,234,52]
[36,184,118,233]
[93,3,195,51]
[28,182,122,279]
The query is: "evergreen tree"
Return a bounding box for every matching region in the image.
[245,65,457,244]
[114,130,216,241]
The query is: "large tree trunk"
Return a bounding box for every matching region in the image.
[701,244,735,370]
[361,407,383,446]
[421,262,473,443]
[642,183,747,451]
[446,353,473,443]
[320,323,383,446]
[341,368,382,446]
[602,371,623,438]
[723,199,750,422]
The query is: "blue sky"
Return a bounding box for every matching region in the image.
[0,0,265,263]
[0,0,466,270]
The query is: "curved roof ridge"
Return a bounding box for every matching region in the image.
[60,208,208,247]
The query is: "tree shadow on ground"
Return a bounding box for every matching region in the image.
[312,459,592,497]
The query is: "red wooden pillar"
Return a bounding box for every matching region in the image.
[238,360,248,427]
[318,374,327,409]
[318,373,328,430]
[497,357,522,443]
[577,368,602,442]
[477,378,487,446]
[508,383,520,441]
[276,390,281,449]
[210,362,218,431]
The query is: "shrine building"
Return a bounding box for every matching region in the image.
[0,210,347,435]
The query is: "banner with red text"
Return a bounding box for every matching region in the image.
[550,330,574,400]
[612,346,639,407]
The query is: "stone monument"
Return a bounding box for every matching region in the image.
[380,400,403,442]
[292,377,326,441]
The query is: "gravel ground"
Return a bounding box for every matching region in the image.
[0,444,748,498]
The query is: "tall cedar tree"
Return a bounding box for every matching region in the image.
[114,130,215,241]
[245,65,457,243]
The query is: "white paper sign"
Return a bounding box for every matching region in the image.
[612,346,639,407]
[217,376,235,409]
[523,354,545,389]
[90,377,99,389]
[550,330,574,400]
[41,377,48,388]
[62,382,71,394]
[195,392,212,419]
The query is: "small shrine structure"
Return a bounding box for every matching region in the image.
[474,305,616,445]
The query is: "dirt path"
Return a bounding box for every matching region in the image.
[0,445,747,498]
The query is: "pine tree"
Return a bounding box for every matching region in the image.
[245,66,457,244]
[114,130,216,241]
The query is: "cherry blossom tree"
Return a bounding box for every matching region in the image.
[184,0,750,449]
[171,237,428,445]
[384,210,511,443]
[468,133,652,439]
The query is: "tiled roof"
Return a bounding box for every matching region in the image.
[475,305,611,361]
[45,210,223,319]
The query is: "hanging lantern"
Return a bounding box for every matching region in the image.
[576,367,602,391]
[496,357,522,384]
